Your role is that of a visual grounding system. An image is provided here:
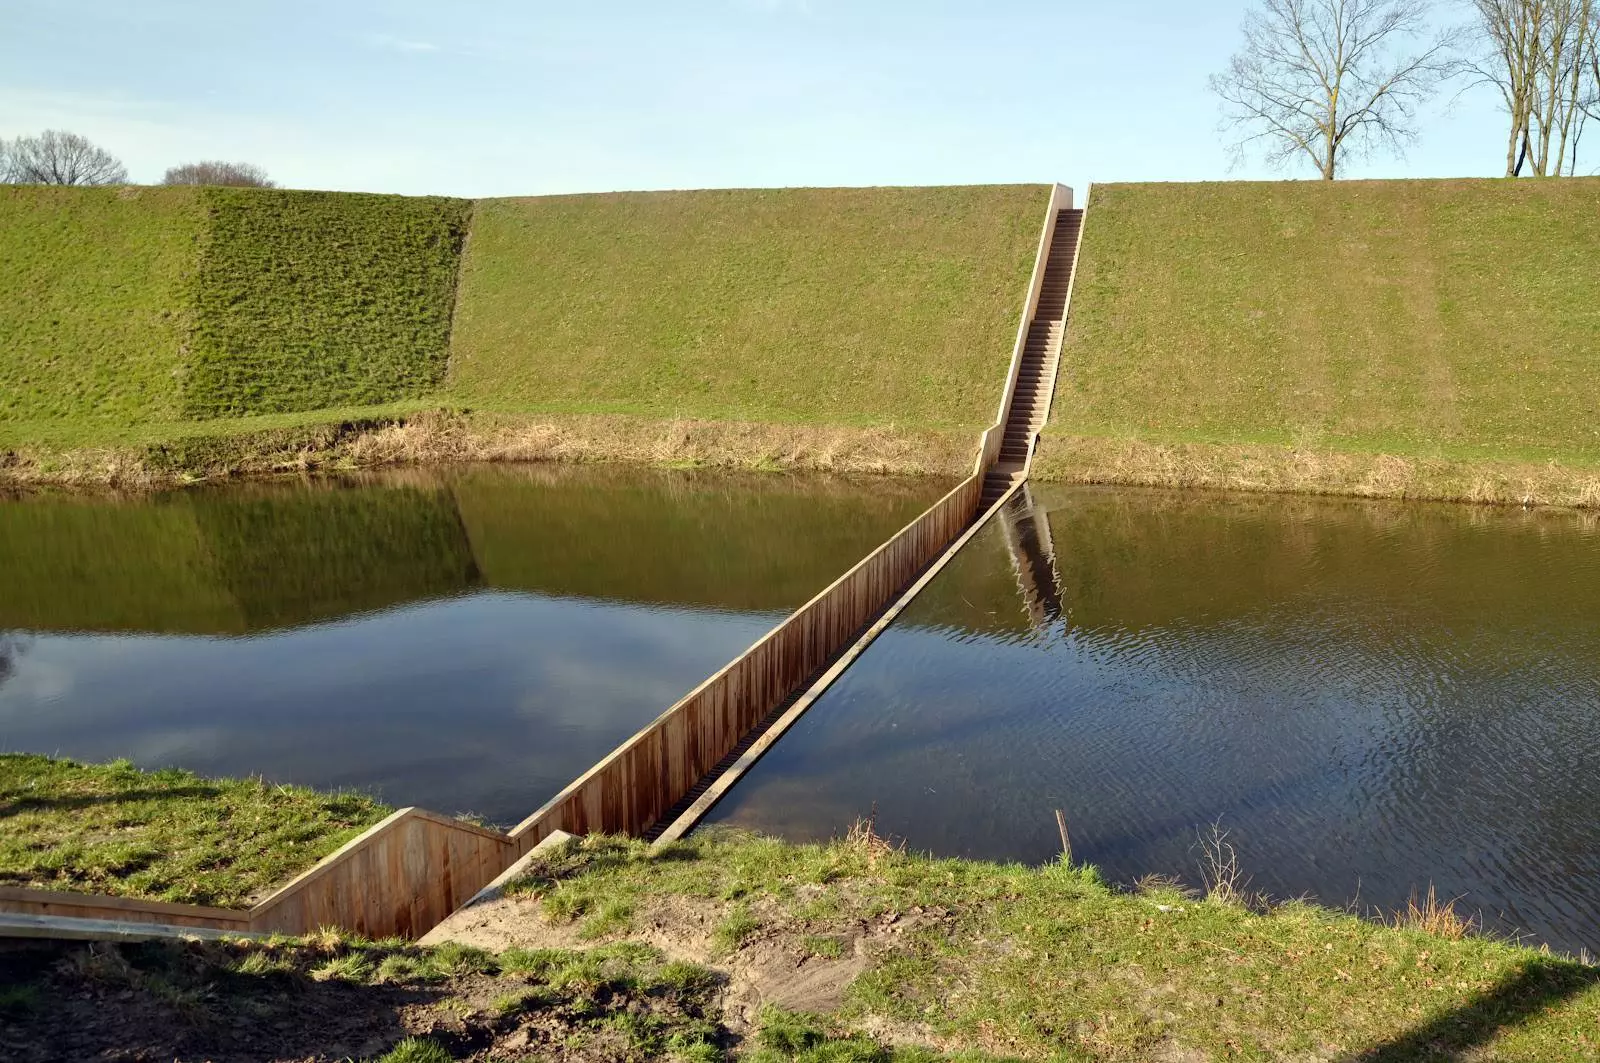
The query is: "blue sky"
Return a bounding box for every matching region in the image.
[2,0,1520,196]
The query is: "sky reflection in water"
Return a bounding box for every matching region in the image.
[0,464,947,825]
[707,485,1600,956]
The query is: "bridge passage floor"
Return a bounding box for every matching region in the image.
[705,485,1600,957]
[0,464,949,826]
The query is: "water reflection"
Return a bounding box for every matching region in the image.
[0,465,949,824]
[707,486,1600,955]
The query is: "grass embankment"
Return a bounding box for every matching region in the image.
[449,186,1042,431]
[0,754,389,907]
[0,185,206,427]
[184,188,468,418]
[3,830,1594,1061]
[0,184,467,485]
[1037,179,1600,507]
[2,185,1043,486]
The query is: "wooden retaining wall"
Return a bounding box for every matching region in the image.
[506,473,985,848]
[247,808,517,937]
[0,807,519,940]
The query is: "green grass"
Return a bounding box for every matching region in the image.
[0,183,467,446]
[3,184,1040,482]
[0,754,390,907]
[183,188,469,418]
[0,185,206,426]
[14,831,1585,1059]
[1044,178,1600,470]
[446,186,1045,431]
[502,831,1600,1061]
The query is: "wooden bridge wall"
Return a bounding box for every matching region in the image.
[507,473,984,848]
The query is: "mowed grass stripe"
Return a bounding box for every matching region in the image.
[0,185,206,425]
[446,185,1047,431]
[183,188,471,419]
[1047,178,1600,466]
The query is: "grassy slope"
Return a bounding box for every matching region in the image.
[0,185,205,428]
[0,755,390,907]
[184,189,470,418]
[3,185,1040,481]
[447,186,1045,431]
[1042,179,1600,475]
[501,832,1600,1062]
[0,185,467,452]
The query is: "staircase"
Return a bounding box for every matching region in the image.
[980,207,1084,509]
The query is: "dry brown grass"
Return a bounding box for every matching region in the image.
[347,411,974,476]
[0,410,977,491]
[1033,433,1600,510]
[1198,822,1252,908]
[1392,885,1475,940]
[842,812,906,869]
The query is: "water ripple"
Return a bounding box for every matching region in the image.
[710,486,1600,957]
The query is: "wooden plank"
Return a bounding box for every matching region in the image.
[0,887,248,927]
[0,913,267,943]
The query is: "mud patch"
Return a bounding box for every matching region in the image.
[427,879,959,1045]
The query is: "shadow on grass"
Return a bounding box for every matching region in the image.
[1346,958,1600,1062]
[0,786,222,818]
[0,938,450,1063]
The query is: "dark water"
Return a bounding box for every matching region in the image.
[707,485,1600,956]
[0,465,947,826]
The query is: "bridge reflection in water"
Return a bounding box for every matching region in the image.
[705,485,1600,958]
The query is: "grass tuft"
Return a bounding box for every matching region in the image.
[1394,884,1475,940]
[1197,821,1251,907]
[373,1037,453,1063]
[712,903,762,954]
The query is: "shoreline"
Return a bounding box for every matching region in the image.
[8,412,1600,514]
[0,410,978,491]
[1033,432,1600,511]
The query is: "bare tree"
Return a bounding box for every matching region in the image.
[162,160,276,188]
[1211,0,1462,179]
[1469,0,1598,175]
[4,130,128,185]
[0,139,13,182]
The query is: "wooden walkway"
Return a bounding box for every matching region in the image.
[0,184,1088,944]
